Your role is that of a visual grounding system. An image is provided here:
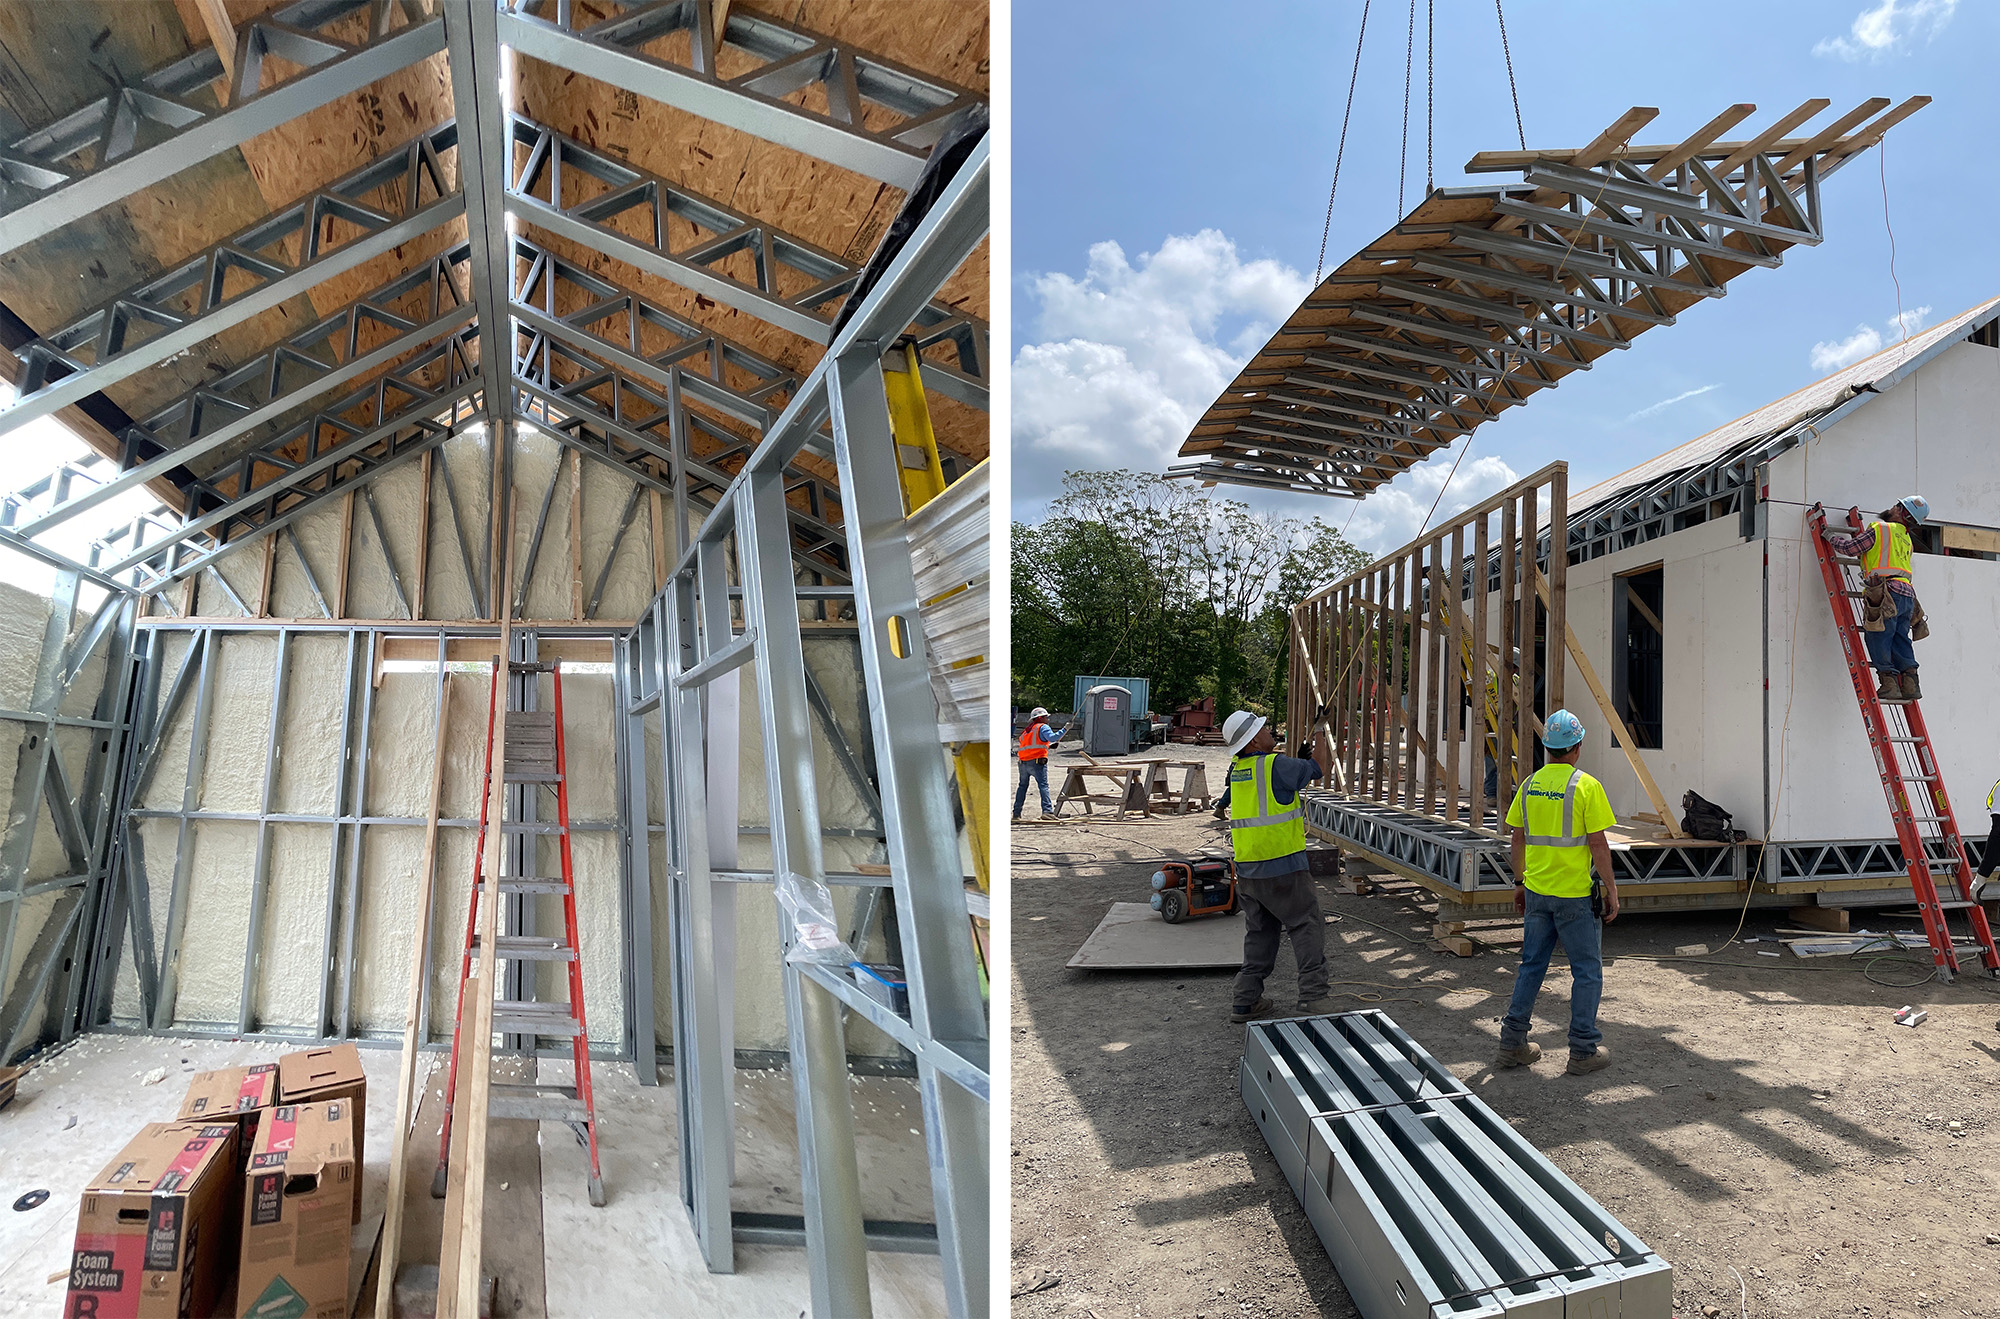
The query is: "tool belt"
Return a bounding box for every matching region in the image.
[1859,580,1929,640]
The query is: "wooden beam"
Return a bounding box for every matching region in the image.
[649,487,667,592]
[1644,103,1756,179]
[1533,569,1683,837]
[713,0,733,43]
[1574,107,1659,168]
[257,534,276,619]
[374,667,453,1319]
[186,0,237,102]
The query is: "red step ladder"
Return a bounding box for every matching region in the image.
[1807,505,2000,983]
[432,657,605,1204]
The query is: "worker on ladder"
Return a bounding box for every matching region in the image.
[1823,494,1928,701]
[1495,710,1620,1077]
[1219,709,1331,1023]
[1013,706,1060,820]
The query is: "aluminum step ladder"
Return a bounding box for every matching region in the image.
[432,655,606,1204]
[1808,504,2000,982]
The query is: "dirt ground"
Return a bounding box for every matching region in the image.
[1009,748,2000,1319]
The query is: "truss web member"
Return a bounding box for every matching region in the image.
[1824,494,1929,701]
[1220,710,1332,1023]
[1496,710,1620,1076]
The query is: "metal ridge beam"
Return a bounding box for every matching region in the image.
[498,0,983,188]
[0,122,465,447]
[505,116,989,408]
[442,0,515,427]
[0,3,447,256]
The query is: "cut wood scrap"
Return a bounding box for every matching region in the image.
[1339,875,1377,895]
[1430,935,1476,957]
[436,520,516,1319]
[1787,904,1850,933]
[374,672,453,1319]
[1432,921,1467,938]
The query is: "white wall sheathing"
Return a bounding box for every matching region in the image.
[200,633,278,812]
[273,634,348,815]
[1763,341,2000,842]
[1559,518,1766,832]
[250,824,335,1028]
[512,433,571,621]
[349,826,427,1033]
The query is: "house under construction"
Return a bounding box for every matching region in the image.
[0,3,990,1317]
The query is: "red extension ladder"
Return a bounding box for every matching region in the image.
[432,657,606,1205]
[1808,504,2000,982]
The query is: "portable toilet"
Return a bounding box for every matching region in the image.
[1082,684,1133,757]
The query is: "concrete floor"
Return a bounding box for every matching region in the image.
[0,1033,944,1316]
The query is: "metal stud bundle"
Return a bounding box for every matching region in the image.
[1241,1010,1672,1316]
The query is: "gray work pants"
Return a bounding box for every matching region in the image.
[1232,872,1328,1010]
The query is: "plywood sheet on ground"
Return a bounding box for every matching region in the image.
[1068,901,1245,971]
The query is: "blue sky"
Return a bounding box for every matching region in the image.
[1009,0,2000,552]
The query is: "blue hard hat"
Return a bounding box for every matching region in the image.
[1542,709,1586,750]
[1898,494,1929,524]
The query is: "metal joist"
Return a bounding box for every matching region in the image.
[441,0,517,427]
[0,121,465,453]
[499,0,982,189]
[506,116,988,408]
[1242,1011,1673,1317]
[0,1,448,256]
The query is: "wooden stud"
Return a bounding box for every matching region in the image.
[334,491,355,621]
[1445,524,1464,823]
[1516,492,1539,803]
[1388,555,1406,808]
[257,534,276,619]
[1375,564,1392,801]
[1787,905,1850,933]
[1498,496,1518,805]
[649,488,668,592]
[1470,508,1491,827]
[190,0,237,102]
[415,452,434,622]
[374,669,454,1319]
[1424,540,1445,816]
[1343,583,1360,793]
[1546,468,1567,713]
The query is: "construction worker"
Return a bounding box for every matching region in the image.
[1495,709,1620,1076]
[1824,494,1928,700]
[1220,709,1331,1023]
[1975,777,2000,903]
[1013,707,1060,820]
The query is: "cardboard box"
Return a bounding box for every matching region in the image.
[64,1121,240,1319]
[236,1102,356,1319]
[176,1064,279,1158]
[276,1045,366,1224]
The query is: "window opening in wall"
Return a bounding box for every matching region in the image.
[1613,566,1664,750]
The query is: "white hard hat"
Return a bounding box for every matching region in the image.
[1029,706,1048,719]
[1222,710,1267,756]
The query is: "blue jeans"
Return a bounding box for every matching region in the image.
[1501,890,1603,1055]
[1014,759,1051,817]
[1863,589,1918,674]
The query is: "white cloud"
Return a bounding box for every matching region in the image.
[1336,440,1522,558]
[1813,0,1956,60]
[1011,231,1308,505]
[1623,383,1721,423]
[1809,305,1932,372]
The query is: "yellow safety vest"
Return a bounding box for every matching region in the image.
[1515,764,1590,851]
[1864,520,1913,581]
[1228,754,1306,863]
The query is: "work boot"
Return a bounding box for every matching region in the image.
[1566,1046,1611,1076]
[1876,671,1903,701]
[1494,1042,1542,1069]
[1900,670,1922,700]
[1228,997,1274,1024]
[1298,996,1339,1016]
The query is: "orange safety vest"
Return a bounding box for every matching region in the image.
[1863,520,1913,582]
[1018,723,1050,762]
